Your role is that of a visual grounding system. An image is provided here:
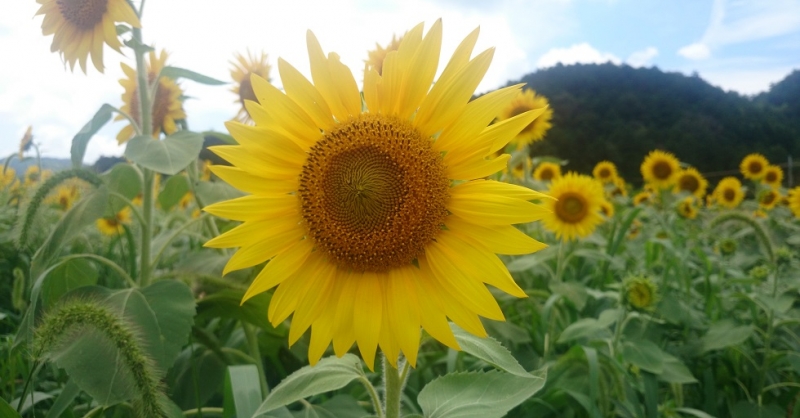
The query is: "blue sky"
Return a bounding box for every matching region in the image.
[1,0,799,164]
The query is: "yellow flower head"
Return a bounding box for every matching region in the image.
[230,51,271,123]
[599,199,614,219]
[740,153,769,180]
[497,89,553,150]
[24,166,52,186]
[509,156,532,180]
[761,165,783,189]
[203,21,550,370]
[1,168,17,189]
[788,186,800,218]
[640,150,680,189]
[179,192,193,210]
[673,167,708,199]
[676,197,698,219]
[365,34,402,76]
[532,162,561,181]
[633,191,651,206]
[713,177,744,208]
[608,176,628,198]
[592,161,617,184]
[96,207,132,235]
[116,50,186,144]
[758,189,781,210]
[623,276,659,311]
[51,186,77,210]
[35,0,140,73]
[542,172,605,241]
[18,126,34,159]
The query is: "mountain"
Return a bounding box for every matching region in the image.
[513,64,800,185]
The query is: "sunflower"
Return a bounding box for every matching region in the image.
[365,34,402,76]
[18,126,33,159]
[179,192,193,210]
[592,161,617,184]
[633,191,651,206]
[497,89,553,150]
[36,0,140,73]
[713,177,744,209]
[24,166,52,186]
[510,156,531,180]
[608,176,628,198]
[1,168,18,189]
[676,197,697,219]
[760,165,783,189]
[96,207,131,235]
[740,153,769,180]
[532,162,561,181]
[623,276,659,311]
[788,186,800,218]
[640,150,679,189]
[758,189,781,210]
[230,51,271,123]
[50,186,77,210]
[599,199,614,218]
[116,50,186,144]
[204,21,550,370]
[541,173,604,241]
[673,167,708,199]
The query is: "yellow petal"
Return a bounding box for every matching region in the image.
[209,145,300,179]
[205,214,301,249]
[354,272,383,371]
[222,227,304,275]
[448,191,550,225]
[446,154,510,181]
[288,256,337,345]
[332,271,358,356]
[387,266,421,367]
[267,246,320,325]
[278,58,336,131]
[249,74,322,148]
[396,20,442,119]
[244,238,314,304]
[225,121,307,166]
[208,165,296,195]
[306,31,352,121]
[485,107,548,155]
[417,258,487,338]
[203,194,297,221]
[445,215,547,255]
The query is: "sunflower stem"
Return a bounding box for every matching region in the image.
[132,26,154,288]
[242,323,269,397]
[383,356,405,418]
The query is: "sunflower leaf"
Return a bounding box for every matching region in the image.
[124,131,204,175]
[70,104,115,168]
[161,66,226,85]
[450,323,530,377]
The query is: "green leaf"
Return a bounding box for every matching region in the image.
[658,354,698,384]
[700,320,753,353]
[103,163,141,199]
[40,258,98,310]
[674,407,716,418]
[167,344,227,410]
[252,354,362,415]
[71,104,115,168]
[418,370,546,418]
[138,280,196,373]
[621,340,666,374]
[450,323,530,377]
[224,365,262,418]
[11,391,52,415]
[506,246,557,272]
[549,281,588,311]
[196,181,244,205]
[115,24,131,35]
[161,66,226,85]
[45,381,81,418]
[196,289,273,331]
[0,396,21,418]
[557,318,612,343]
[158,174,190,211]
[124,131,204,175]
[729,401,784,418]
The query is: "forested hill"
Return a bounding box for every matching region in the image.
[513,64,800,184]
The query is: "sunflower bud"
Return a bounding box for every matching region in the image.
[622,275,659,311]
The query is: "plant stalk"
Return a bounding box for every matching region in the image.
[242,323,269,397]
[383,356,406,418]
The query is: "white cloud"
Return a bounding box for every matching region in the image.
[536,43,621,68]
[698,67,795,95]
[678,42,711,60]
[626,47,659,67]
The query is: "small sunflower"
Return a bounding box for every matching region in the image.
[542,173,605,241]
[758,189,781,210]
[96,207,132,235]
[592,161,618,184]
[676,197,697,219]
[510,156,532,180]
[18,126,33,159]
[633,191,651,206]
[533,162,561,181]
[640,150,680,189]
[623,276,659,311]
[673,167,708,199]
[599,199,614,218]
[497,89,553,150]
[740,153,769,180]
[1,168,18,189]
[179,192,193,210]
[51,186,77,210]
[230,51,271,123]
[204,21,550,370]
[116,50,186,144]
[24,166,52,186]
[788,186,800,218]
[760,165,783,189]
[365,34,402,76]
[608,176,628,198]
[35,0,141,73]
[713,177,744,209]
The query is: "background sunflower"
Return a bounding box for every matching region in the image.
[592,161,618,184]
[533,162,561,181]
[230,51,271,123]
[641,150,680,189]
[713,177,744,208]
[740,153,769,180]
[497,88,553,150]
[542,172,605,240]
[673,167,708,198]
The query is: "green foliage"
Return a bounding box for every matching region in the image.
[124,131,205,175]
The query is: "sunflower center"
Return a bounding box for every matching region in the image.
[57,0,108,30]
[238,75,258,108]
[629,285,651,309]
[679,175,699,192]
[555,192,588,223]
[599,168,611,179]
[748,161,763,174]
[130,80,173,136]
[723,188,736,201]
[761,192,776,205]
[765,171,777,183]
[298,114,449,272]
[652,161,673,180]
[539,168,554,181]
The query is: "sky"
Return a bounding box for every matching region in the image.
[1,0,800,164]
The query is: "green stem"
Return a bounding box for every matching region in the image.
[554,239,566,281]
[358,373,384,418]
[612,306,628,356]
[757,266,782,400]
[242,323,269,397]
[383,356,405,418]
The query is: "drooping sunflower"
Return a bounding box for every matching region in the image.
[204,21,550,370]
[497,89,553,150]
[740,153,769,180]
[676,197,698,219]
[365,34,402,76]
[96,207,132,235]
[230,51,271,123]
[640,150,680,189]
[541,172,604,241]
[787,186,800,218]
[533,162,561,181]
[36,0,141,73]
[713,177,744,209]
[758,189,781,210]
[116,50,186,144]
[673,167,708,199]
[592,161,617,184]
[760,165,783,189]
[633,191,651,206]
[18,126,33,159]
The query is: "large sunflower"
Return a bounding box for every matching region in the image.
[36,0,140,73]
[230,51,271,123]
[116,50,186,144]
[761,165,783,189]
[740,153,769,180]
[713,177,744,209]
[788,186,800,218]
[640,150,680,189]
[592,161,617,184]
[533,162,561,181]
[497,89,553,150]
[673,167,708,199]
[541,172,605,241]
[204,21,550,370]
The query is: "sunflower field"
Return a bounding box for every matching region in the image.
[3,2,800,418]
